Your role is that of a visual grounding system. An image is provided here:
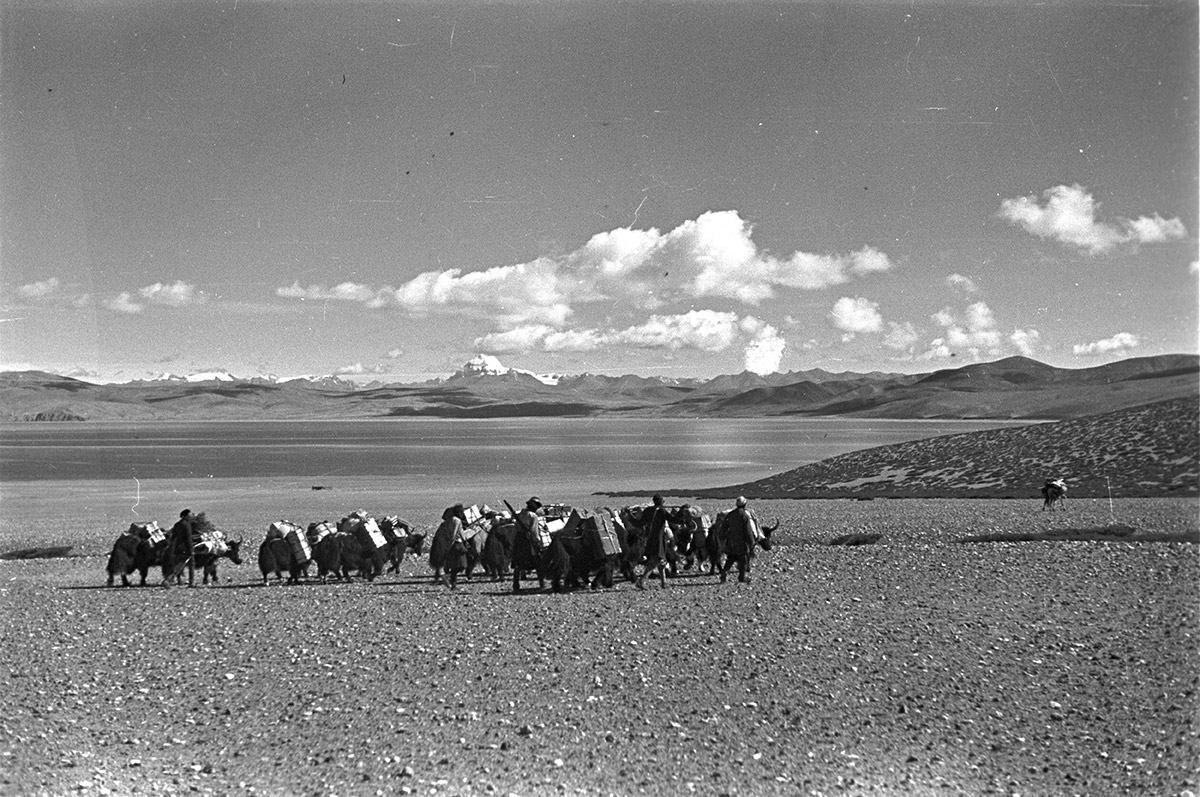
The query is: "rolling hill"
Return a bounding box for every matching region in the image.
[683,396,1199,500]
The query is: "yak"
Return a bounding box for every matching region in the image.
[257,525,310,585]
[161,532,244,586]
[670,504,711,573]
[161,513,243,587]
[480,520,515,581]
[554,529,618,591]
[310,523,386,582]
[194,537,244,584]
[509,521,569,594]
[106,523,167,587]
[705,510,777,575]
[379,515,424,574]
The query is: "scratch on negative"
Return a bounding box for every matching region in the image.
[631,195,648,227]
[131,477,141,515]
[1046,60,1063,94]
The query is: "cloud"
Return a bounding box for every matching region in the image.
[1073,332,1139,356]
[277,281,391,307]
[828,296,883,337]
[946,273,979,294]
[942,301,1001,349]
[1010,328,1042,357]
[999,184,1187,254]
[923,301,1003,358]
[475,310,746,357]
[104,292,143,314]
[385,348,404,359]
[476,325,559,354]
[611,310,741,351]
[333,362,385,375]
[139,281,206,307]
[883,321,920,352]
[542,328,608,353]
[18,277,61,298]
[277,211,894,338]
[740,317,786,374]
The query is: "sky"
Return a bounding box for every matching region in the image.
[2,1,1197,383]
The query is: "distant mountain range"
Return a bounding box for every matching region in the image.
[1,354,1196,422]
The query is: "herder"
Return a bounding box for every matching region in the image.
[719,496,758,584]
[636,494,676,590]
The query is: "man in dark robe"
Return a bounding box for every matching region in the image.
[719,496,757,584]
[636,494,676,590]
[164,509,196,587]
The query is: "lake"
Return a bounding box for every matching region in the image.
[0,416,1032,552]
[0,417,1022,488]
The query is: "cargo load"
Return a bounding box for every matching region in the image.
[194,528,229,557]
[562,508,622,558]
[462,504,485,526]
[746,509,761,543]
[128,521,165,546]
[271,520,311,564]
[460,504,494,541]
[541,504,568,533]
[354,517,388,550]
[460,520,489,542]
[307,521,335,546]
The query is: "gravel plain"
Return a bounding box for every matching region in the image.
[1,497,1198,797]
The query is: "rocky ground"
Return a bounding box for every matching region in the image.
[1,498,1198,797]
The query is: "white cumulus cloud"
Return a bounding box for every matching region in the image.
[1010,328,1042,357]
[999,184,1187,254]
[139,281,206,307]
[740,316,786,374]
[333,362,385,375]
[18,277,61,298]
[612,310,741,352]
[277,211,894,337]
[1073,332,1139,356]
[476,325,559,354]
[946,273,979,294]
[828,296,884,337]
[924,301,1003,358]
[104,292,143,314]
[883,321,920,353]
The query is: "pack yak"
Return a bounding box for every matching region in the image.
[106,521,167,587]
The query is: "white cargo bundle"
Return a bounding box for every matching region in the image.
[361,517,388,550]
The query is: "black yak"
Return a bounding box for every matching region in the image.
[553,511,622,591]
[379,515,424,574]
[706,508,777,580]
[258,521,310,585]
[480,520,516,580]
[161,512,242,586]
[106,522,166,587]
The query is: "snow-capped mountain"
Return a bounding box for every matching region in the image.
[138,371,238,383]
[453,355,562,385]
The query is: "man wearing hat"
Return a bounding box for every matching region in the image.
[719,496,757,584]
[636,494,676,590]
[164,509,197,587]
[516,497,547,552]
